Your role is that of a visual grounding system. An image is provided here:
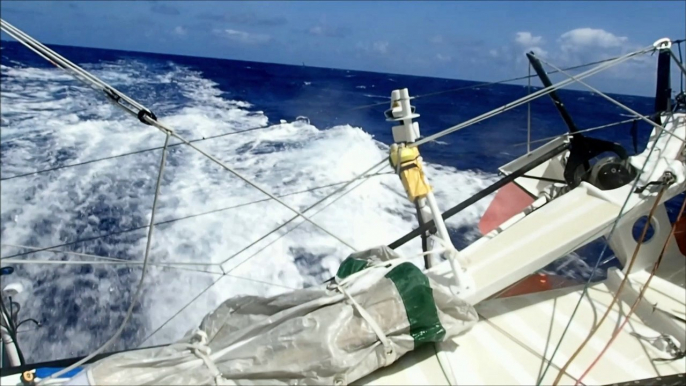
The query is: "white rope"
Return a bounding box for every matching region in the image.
[334,284,396,365]
[410,45,655,147]
[536,56,686,144]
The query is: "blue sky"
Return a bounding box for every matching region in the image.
[1,1,685,96]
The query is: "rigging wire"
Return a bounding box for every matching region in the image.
[527,62,532,153]
[0,57,632,183]
[40,132,171,383]
[1,244,223,273]
[0,171,393,261]
[2,43,654,267]
[535,64,671,386]
[536,57,686,144]
[678,40,684,94]
[410,46,656,148]
[0,123,276,181]
[668,44,686,82]
[573,195,686,385]
[512,115,653,148]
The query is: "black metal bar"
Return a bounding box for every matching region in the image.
[655,49,672,114]
[388,142,569,250]
[521,174,567,184]
[526,52,581,134]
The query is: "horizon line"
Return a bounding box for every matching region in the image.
[0,38,657,100]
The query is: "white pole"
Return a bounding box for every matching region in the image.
[1,324,21,367]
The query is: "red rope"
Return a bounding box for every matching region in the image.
[552,187,667,385]
[575,195,686,385]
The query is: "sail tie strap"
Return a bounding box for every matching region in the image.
[178,330,232,385]
[333,284,397,366]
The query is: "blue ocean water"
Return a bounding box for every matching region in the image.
[1,41,682,363]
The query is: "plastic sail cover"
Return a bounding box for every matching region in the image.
[67,246,478,385]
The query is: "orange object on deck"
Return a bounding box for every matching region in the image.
[675,214,686,255]
[494,273,578,299]
[479,182,535,235]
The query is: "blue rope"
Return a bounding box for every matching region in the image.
[536,127,663,385]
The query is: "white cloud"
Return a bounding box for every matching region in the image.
[513,31,547,57]
[554,28,641,72]
[436,53,452,62]
[173,26,187,36]
[528,46,549,57]
[356,40,391,57]
[309,26,324,35]
[372,41,389,54]
[558,28,628,51]
[515,32,543,47]
[489,49,499,58]
[307,25,349,38]
[214,29,271,45]
[429,35,444,44]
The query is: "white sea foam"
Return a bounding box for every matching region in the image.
[0,60,497,360]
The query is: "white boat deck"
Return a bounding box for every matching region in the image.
[358,262,686,385]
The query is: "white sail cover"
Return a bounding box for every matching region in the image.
[66,247,477,385]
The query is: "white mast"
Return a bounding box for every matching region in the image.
[386,88,471,296]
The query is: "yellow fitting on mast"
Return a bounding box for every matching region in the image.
[389,144,432,201]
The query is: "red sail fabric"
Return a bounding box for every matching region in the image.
[479,182,535,235]
[676,215,686,255]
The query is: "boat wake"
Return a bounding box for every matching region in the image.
[1,60,501,362]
